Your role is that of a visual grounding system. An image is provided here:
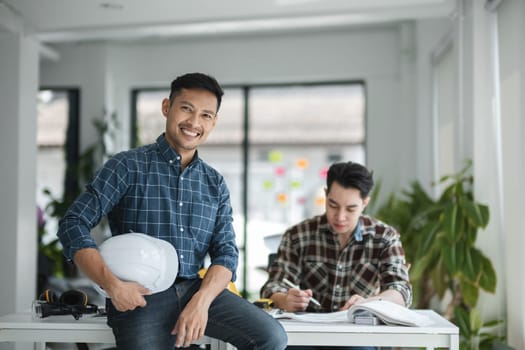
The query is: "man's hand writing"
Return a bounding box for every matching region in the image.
[284,287,314,312]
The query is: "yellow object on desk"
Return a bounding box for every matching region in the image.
[198,268,241,296]
[253,298,274,310]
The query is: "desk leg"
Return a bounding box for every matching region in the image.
[451,333,459,350]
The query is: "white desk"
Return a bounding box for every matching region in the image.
[0,310,458,350]
[0,312,228,350]
[281,310,459,349]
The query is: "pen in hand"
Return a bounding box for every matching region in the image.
[282,278,321,307]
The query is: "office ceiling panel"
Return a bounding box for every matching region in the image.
[0,0,455,43]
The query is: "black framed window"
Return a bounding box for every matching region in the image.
[37,88,80,241]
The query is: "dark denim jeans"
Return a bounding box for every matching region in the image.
[106,278,287,350]
[287,347,376,350]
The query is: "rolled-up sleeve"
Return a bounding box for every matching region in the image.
[57,154,130,261]
[379,230,413,306]
[57,191,102,260]
[206,178,239,280]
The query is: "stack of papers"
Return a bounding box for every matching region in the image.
[269,300,433,327]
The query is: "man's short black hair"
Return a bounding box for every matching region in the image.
[326,161,374,199]
[169,72,224,111]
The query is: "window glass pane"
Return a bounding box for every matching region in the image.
[249,84,365,144]
[136,90,167,145]
[37,90,69,244]
[199,88,244,208]
[204,88,244,145]
[245,84,366,298]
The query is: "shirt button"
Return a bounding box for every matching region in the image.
[176,156,181,160]
[180,228,184,232]
[338,265,343,270]
[181,177,184,180]
[180,254,184,259]
[179,202,183,207]
[336,284,341,289]
[169,160,173,164]
[332,305,338,310]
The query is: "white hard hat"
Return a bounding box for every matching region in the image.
[94,233,179,297]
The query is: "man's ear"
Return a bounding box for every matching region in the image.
[363,196,371,208]
[161,98,170,117]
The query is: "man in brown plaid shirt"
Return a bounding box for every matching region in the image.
[260,161,411,350]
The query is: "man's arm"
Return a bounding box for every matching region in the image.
[270,288,314,312]
[171,264,232,348]
[73,247,150,311]
[344,222,412,308]
[341,289,405,310]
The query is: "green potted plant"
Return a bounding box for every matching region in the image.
[370,161,505,349]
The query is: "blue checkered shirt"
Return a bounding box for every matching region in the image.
[57,134,239,280]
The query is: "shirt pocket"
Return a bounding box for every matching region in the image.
[189,200,218,246]
[302,258,330,293]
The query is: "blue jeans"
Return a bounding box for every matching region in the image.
[106,278,287,350]
[286,346,377,350]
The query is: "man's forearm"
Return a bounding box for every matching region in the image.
[193,265,233,307]
[372,289,406,306]
[73,247,121,294]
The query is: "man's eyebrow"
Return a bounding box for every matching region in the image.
[327,198,358,208]
[179,100,216,116]
[179,100,194,107]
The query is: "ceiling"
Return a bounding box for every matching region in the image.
[0,0,455,44]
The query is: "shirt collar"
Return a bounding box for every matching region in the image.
[321,214,364,242]
[354,220,363,242]
[156,133,200,166]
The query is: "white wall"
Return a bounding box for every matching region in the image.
[0,31,39,350]
[40,44,109,152]
[496,0,525,346]
[42,25,434,199]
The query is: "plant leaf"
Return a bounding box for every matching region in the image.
[463,246,479,282]
[460,197,489,228]
[478,204,490,227]
[442,240,457,274]
[460,279,479,307]
[442,203,459,241]
[419,221,440,254]
[454,307,471,337]
[469,308,482,334]
[479,254,497,293]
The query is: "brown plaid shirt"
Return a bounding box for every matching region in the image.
[260,214,412,312]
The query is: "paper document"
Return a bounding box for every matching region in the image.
[269,300,433,327]
[347,300,433,327]
[269,309,349,323]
